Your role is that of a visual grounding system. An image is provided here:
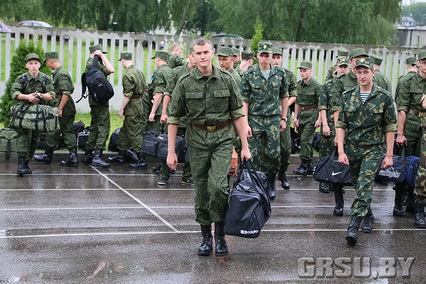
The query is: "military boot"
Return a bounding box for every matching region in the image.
[293,159,308,176]
[198,225,213,256]
[60,147,79,167]
[393,187,405,216]
[361,208,375,233]
[34,147,54,164]
[319,182,330,193]
[414,203,426,228]
[17,156,32,175]
[306,160,314,175]
[90,149,110,168]
[214,222,228,257]
[277,171,290,190]
[129,153,148,169]
[405,187,415,214]
[333,187,344,216]
[346,216,363,246]
[108,150,125,165]
[83,150,93,165]
[126,149,139,162]
[267,173,277,200]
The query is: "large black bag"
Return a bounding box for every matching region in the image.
[79,55,114,103]
[108,128,120,152]
[141,131,186,162]
[313,149,354,186]
[77,127,91,150]
[224,161,271,238]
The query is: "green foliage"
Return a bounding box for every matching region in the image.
[250,17,264,54]
[0,41,50,126]
[402,2,426,26]
[0,0,45,23]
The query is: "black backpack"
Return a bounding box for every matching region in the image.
[78,55,114,103]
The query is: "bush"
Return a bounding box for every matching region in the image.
[0,41,50,126]
[250,16,264,55]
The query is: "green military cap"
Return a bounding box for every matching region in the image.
[217,47,234,57]
[337,50,349,57]
[25,53,40,62]
[232,48,240,56]
[257,42,272,54]
[241,50,254,60]
[370,55,383,66]
[298,61,312,69]
[119,52,132,61]
[348,48,368,60]
[405,57,417,65]
[89,44,107,54]
[272,48,282,55]
[43,51,58,62]
[418,50,426,61]
[355,57,374,69]
[152,50,169,61]
[336,56,349,66]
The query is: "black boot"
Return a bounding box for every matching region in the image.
[83,150,93,165]
[214,222,228,257]
[393,187,405,216]
[414,203,426,228]
[267,173,277,200]
[333,187,344,216]
[60,147,79,167]
[346,216,363,246]
[361,208,375,233]
[319,182,330,193]
[278,171,290,190]
[34,148,54,164]
[91,149,110,168]
[126,149,139,162]
[198,225,213,256]
[293,159,308,176]
[129,154,148,169]
[17,156,32,175]
[405,187,415,214]
[306,160,314,175]
[108,150,125,165]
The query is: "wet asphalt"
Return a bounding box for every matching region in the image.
[0,152,425,283]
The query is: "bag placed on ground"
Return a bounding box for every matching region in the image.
[224,160,271,238]
[9,103,59,132]
[108,128,120,152]
[141,131,186,162]
[313,149,354,186]
[79,55,114,103]
[0,128,19,159]
[77,127,91,150]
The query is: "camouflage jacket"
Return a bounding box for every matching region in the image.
[373,69,392,92]
[296,77,322,107]
[168,54,186,69]
[395,71,426,113]
[11,72,55,101]
[284,68,297,98]
[318,77,336,122]
[330,70,358,112]
[52,66,76,116]
[394,71,417,104]
[122,65,146,116]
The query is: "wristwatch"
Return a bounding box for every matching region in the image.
[281,117,287,122]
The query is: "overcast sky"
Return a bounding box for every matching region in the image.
[402,0,426,5]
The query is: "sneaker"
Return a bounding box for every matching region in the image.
[152,166,161,176]
[181,179,194,185]
[157,177,167,186]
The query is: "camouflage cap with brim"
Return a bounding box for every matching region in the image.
[43,51,58,62]
[405,57,417,65]
[151,50,169,61]
[336,56,349,66]
[337,50,349,57]
[257,42,272,54]
[232,48,240,56]
[370,55,383,66]
[355,57,374,69]
[25,53,40,62]
[119,52,132,61]
[241,50,254,60]
[89,44,107,54]
[348,48,368,60]
[217,47,234,57]
[418,50,426,61]
[272,48,282,56]
[298,61,312,69]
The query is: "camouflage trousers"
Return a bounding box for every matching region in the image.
[279,111,292,172]
[86,105,110,151]
[346,144,383,217]
[46,115,76,150]
[16,129,42,160]
[118,114,143,152]
[186,124,234,225]
[414,120,426,203]
[318,120,335,159]
[298,108,318,160]
[248,115,280,175]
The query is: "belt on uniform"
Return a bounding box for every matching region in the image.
[300,105,317,111]
[131,96,142,99]
[192,120,230,132]
[408,109,426,117]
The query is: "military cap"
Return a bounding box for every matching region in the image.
[418,50,426,61]
[370,55,383,66]
[232,48,240,56]
[257,42,272,54]
[217,47,234,57]
[355,57,374,69]
[336,56,349,66]
[348,48,368,60]
[337,50,349,57]
[405,57,417,66]
[298,61,312,69]
[272,48,282,56]
[43,51,58,62]
[151,50,169,61]
[89,44,107,54]
[241,50,254,60]
[25,53,40,62]
[119,52,132,61]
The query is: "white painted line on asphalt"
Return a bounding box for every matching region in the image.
[91,166,179,233]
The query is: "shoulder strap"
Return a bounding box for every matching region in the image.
[41,73,48,93]
[21,73,28,91]
[91,55,100,70]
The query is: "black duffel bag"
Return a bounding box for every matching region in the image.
[224,160,271,238]
[313,149,354,186]
[141,131,186,162]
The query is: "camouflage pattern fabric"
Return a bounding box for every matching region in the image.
[329,70,358,112]
[168,54,185,69]
[415,118,426,202]
[373,69,392,93]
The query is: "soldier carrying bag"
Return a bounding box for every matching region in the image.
[9,103,59,132]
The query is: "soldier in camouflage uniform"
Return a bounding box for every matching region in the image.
[318,56,350,213]
[241,42,289,200]
[11,53,55,175]
[232,48,241,70]
[271,47,297,190]
[84,44,115,168]
[34,52,78,167]
[393,56,420,217]
[293,61,322,177]
[337,57,396,245]
[371,55,392,93]
[168,44,186,69]
[166,38,251,257]
[325,50,349,82]
[395,57,417,104]
[107,52,147,169]
[217,47,241,84]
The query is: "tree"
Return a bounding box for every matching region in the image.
[167,0,196,35]
[0,42,50,126]
[184,0,220,36]
[250,17,263,54]
[402,2,426,26]
[0,0,45,23]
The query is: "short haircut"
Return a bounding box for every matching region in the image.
[192,38,213,50]
[171,43,182,53]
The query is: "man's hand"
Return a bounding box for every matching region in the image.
[396,134,407,146]
[294,118,299,128]
[160,114,168,124]
[280,120,286,132]
[149,112,156,122]
[382,155,393,169]
[58,108,63,118]
[322,124,331,136]
[338,152,349,166]
[167,153,178,171]
[246,126,252,138]
[240,147,251,162]
[118,109,124,118]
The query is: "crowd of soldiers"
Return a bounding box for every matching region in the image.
[9,38,426,252]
